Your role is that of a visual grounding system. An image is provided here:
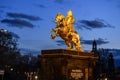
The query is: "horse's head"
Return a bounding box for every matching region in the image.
[55,13,65,24]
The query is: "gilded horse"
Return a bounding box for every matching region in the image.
[50,13,83,52]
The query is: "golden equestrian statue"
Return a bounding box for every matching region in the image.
[50,10,83,52]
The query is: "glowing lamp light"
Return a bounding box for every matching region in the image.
[10,68,13,71]
[104,78,107,80]
[35,75,38,80]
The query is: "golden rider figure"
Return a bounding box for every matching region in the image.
[64,10,75,33]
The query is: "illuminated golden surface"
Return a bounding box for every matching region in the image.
[50,10,83,52]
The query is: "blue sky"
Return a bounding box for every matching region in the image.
[0,0,120,54]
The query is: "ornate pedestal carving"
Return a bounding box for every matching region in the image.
[39,49,98,80]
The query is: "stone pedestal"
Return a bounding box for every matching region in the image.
[39,49,98,80]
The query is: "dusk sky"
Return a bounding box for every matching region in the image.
[0,0,120,54]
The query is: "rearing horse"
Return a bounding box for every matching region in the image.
[50,13,83,52]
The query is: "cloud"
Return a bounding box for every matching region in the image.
[7,12,42,21]
[35,4,46,8]
[81,38,109,45]
[1,19,34,28]
[75,18,114,30]
[54,0,64,4]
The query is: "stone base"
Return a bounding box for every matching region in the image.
[39,49,98,80]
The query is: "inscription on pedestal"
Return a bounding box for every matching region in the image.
[70,69,84,80]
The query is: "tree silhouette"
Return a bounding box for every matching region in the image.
[0,29,41,80]
[0,29,20,69]
[107,53,115,79]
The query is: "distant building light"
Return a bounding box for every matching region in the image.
[3,29,7,32]
[0,29,8,33]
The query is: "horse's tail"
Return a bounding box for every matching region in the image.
[50,29,56,39]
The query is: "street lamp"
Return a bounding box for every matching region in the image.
[0,70,4,80]
[35,75,38,80]
[10,68,13,71]
[104,78,107,80]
